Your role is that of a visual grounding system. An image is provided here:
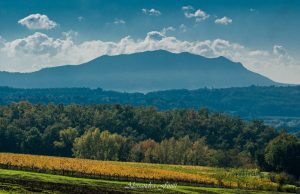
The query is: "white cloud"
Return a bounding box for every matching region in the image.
[142,8,161,16]
[145,31,166,41]
[215,17,232,25]
[179,24,188,32]
[0,36,5,45]
[0,32,299,84]
[78,16,84,22]
[161,26,175,34]
[272,45,295,67]
[113,19,126,25]
[62,30,79,38]
[18,14,57,30]
[182,5,193,12]
[3,32,68,56]
[273,45,287,56]
[182,5,209,22]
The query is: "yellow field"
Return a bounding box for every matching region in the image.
[0,153,279,191]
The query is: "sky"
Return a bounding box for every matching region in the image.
[0,0,299,84]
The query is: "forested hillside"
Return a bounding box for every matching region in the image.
[1,86,299,117]
[0,102,299,177]
[1,86,300,132]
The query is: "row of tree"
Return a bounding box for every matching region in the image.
[0,102,299,177]
[74,129,220,166]
[73,128,300,178]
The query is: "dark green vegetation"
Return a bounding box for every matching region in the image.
[0,169,288,194]
[0,50,277,91]
[1,86,299,118]
[264,134,300,177]
[1,86,300,132]
[0,102,299,178]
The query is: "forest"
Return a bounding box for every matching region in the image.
[0,102,299,178]
[0,86,299,116]
[1,86,300,133]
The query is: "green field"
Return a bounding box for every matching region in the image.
[0,153,299,193]
[0,169,291,194]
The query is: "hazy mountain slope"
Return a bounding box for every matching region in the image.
[0,50,278,91]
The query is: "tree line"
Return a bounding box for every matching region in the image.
[1,86,300,118]
[0,102,299,177]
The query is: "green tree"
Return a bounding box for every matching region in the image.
[73,128,128,161]
[187,138,217,166]
[264,133,300,177]
[22,127,42,154]
[54,127,79,156]
[129,139,157,162]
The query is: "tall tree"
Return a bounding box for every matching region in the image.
[54,127,79,156]
[264,133,300,177]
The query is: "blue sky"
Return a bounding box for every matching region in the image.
[0,0,299,83]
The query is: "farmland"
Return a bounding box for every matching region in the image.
[0,153,298,193]
[0,168,290,194]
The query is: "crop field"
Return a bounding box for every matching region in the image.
[0,153,298,193]
[0,169,291,194]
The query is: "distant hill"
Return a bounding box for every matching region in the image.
[0,50,279,91]
[1,86,299,117]
[1,86,300,132]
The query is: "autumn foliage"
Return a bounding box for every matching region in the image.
[0,153,279,191]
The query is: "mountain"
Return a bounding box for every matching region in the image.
[0,50,279,92]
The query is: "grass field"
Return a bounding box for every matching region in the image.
[0,169,291,194]
[0,153,298,193]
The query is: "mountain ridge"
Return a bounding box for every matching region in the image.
[0,50,279,92]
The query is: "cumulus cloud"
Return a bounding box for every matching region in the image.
[272,45,295,67]
[142,8,161,16]
[145,31,166,41]
[182,5,209,22]
[18,14,57,30]
[0,32,299,83]
[113,19,126,25]
[3,32,63,56]
[215,17,232,25]
[273,45,287,56]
